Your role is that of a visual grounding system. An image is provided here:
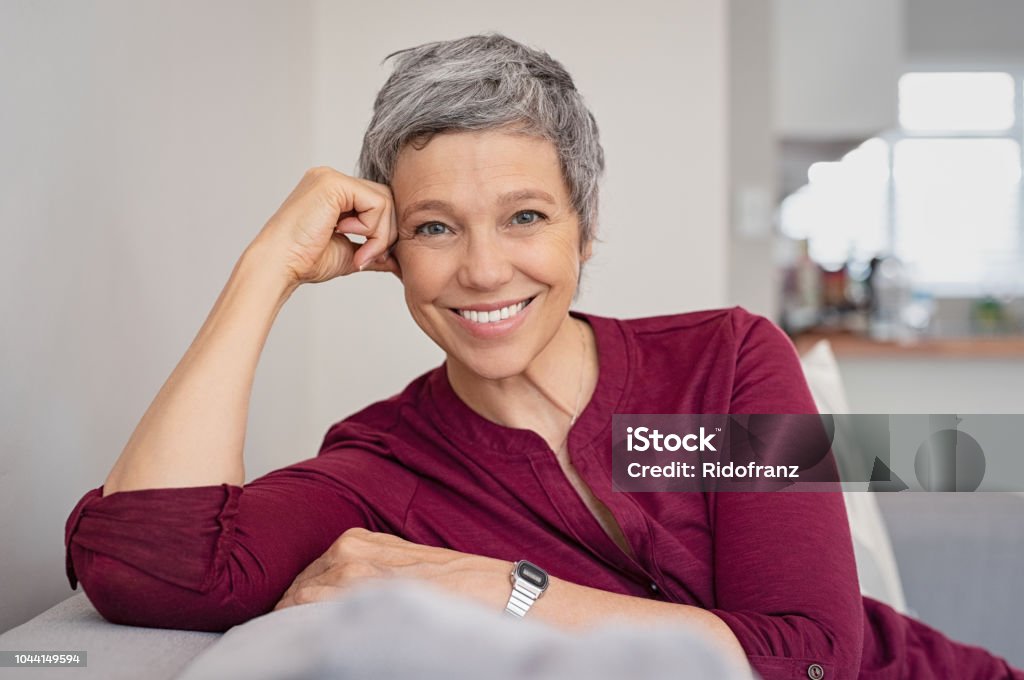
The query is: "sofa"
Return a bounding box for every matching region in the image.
[3,341,1021,678]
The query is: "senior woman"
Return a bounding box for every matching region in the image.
[65,35,1021,680]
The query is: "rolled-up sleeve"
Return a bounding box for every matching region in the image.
[707,491,863,680]
[706,309,864,679]
[64,449,395,632]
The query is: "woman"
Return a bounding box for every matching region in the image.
[65,34,1022,679]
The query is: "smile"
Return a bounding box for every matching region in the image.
[450,297,536,324]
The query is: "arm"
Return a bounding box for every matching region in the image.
[534,313,858,675]
[516,572,749,664]
[66,442,409,631]
[706,310,864,679]
[103,242,297,493]
[67,169,402,628]
[271,529,750,669]
[102,166,397,494]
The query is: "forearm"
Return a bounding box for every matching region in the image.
[270,532,752,670]
[537,574,748,666]
[104,241,299,494]
[465,557,748,670]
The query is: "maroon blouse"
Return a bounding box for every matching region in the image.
[65,307,1023,680]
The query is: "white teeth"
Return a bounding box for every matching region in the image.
[457,299,530,324]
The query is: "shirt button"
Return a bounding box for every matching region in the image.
[649,582,659,594]
[807,663,825,680]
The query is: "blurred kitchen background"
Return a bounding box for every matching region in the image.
[4,0,1024,634]
[732,0,1024,414]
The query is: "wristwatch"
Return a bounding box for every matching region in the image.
[504,560,549,618]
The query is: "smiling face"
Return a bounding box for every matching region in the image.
[390,128,592,381]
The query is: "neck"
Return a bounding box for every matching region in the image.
[447,315,598,451]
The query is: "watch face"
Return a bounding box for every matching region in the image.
[517,561,548,589]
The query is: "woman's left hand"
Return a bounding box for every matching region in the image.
[272,527,512,612]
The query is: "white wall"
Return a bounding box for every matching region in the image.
[728,0,779,318]
[774,0,903,139]
[0,0,316,632]
[1,0,733,631]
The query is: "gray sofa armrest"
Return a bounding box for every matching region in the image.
[1,584,751,680]
[0,592,220,680]
[875,492,1024,669]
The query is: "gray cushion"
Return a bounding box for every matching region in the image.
[0,592,220,680]
[1,584,750,680]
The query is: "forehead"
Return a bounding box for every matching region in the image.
[390,130,569,206]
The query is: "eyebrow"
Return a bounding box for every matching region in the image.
[400,189,557,223]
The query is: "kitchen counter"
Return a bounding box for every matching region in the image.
[793,331,1024,359]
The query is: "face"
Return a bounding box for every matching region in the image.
[390,129,592,381]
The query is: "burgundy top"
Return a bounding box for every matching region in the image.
[65,307,1022,680]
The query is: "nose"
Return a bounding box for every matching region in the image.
[457,229,515,291]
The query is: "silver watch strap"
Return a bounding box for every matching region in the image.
[504,578,543,618]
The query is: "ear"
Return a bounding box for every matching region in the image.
[388,255,404,282]
[360,247,403,280]
[382,242,403,281]
[580,238,594,263]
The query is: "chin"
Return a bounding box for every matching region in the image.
[451,348,532,382]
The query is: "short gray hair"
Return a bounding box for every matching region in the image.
[357,33,605,246]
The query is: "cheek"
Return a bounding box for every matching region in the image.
[398,248,452,302]
[515,236,581,285]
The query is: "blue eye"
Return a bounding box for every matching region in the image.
[512,210,543,225]
[415,222,450,236]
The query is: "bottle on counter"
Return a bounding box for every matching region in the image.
[780,239,823,334]
[902,289,936,338]
[844,258,873,334]
[868,255,912,342]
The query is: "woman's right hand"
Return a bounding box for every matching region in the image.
[252,167,399,286]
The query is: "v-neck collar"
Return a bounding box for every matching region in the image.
[425,310,631,460]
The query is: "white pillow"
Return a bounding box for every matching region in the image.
[799,340,909,614]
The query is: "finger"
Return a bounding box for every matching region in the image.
[281,553,340,599]
[359,247,401,275]
[350,186,394,270]
[275,562,337,610]
[274,584,345,611]
[334,210,372,234]
[382,189,399,252]
[325,232,360,276]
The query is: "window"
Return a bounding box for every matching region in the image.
[899,72,1014,132]
[780,71,1024,295]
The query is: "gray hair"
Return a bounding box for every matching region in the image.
[357,33,605,246]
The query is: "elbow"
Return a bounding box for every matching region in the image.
[73,548,256,633]
[781,612,863,680]
[64,483,262,631]
[716,609,864,680]
[815,615,864,680]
